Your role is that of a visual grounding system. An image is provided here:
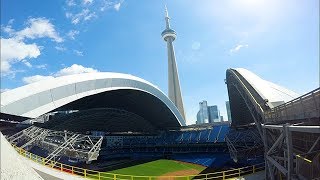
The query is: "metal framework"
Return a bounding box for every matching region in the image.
[227,68,320,179]
[8,126,103,163]
[226,126,264,163]
[264,88,320,123]
[262,88,320,180]
[225,69,268,163]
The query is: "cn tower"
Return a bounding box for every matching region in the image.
[161,6,186,121]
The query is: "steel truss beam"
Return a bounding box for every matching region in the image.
[263,123,320,180]
[7,126,103,163]
[20,129,50,149]
[226,127,264,162]
[308,136,320,153]
[46,134,81,162]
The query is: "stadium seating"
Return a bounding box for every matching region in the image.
[171,154,217,167]
[190,131,199,143]
[217,125,229,142]
[207,127,220,142]
[116,125,230,148]
[100,125,231,169]
[198,129,210,143]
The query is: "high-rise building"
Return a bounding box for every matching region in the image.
[196,101,220,124]
[208,105,220,123]
[161,6,186,122]
[226,101,232,122]
[196,101,209,124]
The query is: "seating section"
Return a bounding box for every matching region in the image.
[207,127,219,142]
[111,125,229,148]
[198,129,210,142]
[102,125,230,168]
[217,126,229,142]
[172,154,216,167]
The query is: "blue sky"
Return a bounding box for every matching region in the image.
[1,0,319,124]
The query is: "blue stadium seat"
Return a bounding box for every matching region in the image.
[175,132,184,143]
[207,127,220,142]
[181,131,191,143]
[217,126,229,142]
[190,131,199,143]
[198,129,210,142]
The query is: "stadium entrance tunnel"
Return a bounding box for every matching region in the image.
[40,89,181,133]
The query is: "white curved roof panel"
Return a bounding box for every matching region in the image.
[233,68,300,107]
[0,72,185,126]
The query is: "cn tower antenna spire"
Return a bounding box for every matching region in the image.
[165,5,168,17]
[161,6,186,123]
[164,5,170,29]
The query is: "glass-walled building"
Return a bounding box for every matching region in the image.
[196,101,220,124]
[226,101,232,122]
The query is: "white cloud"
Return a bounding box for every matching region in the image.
[1,19,15,35]
[22,75,55,84]
[65,12,73,19]
[55,64,98,76]
[114,2,121,11]
[55,46,67,51]
[66,0,76,6]
[1,25,15,35]
[67,30,79,40]
[71,17,80,25]
[65,0,122,25]
[22,60,32,68]
[15,18,63,42]
[74,50,84,56]
[83,0,93,5]
[35,64,47,69]
[229,44,248,54]
[0,17,62,75]
[0,38,40,74]
[8,19,15,24]
[100,1,113,11]
[191,41,201,50]
[84,12,96,21]
[22,64,99,84]
[66,9,97,25]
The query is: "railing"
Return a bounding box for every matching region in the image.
[12,144,265,179]
[264,88,320,123]
[296,151,320,179]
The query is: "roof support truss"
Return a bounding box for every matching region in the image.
[8,126,103,163]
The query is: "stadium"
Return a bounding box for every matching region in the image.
[0,72,237,177]
[1,6,319,180]
[1,67,318,179]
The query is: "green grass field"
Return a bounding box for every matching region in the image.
[88,159,206,179]
[108,159,205,176]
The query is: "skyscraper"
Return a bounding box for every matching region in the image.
[161,6,186,121]
[226,101,232,122]
[196,101,209,124]
[196,101,220,124]
[208,105,220,123]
